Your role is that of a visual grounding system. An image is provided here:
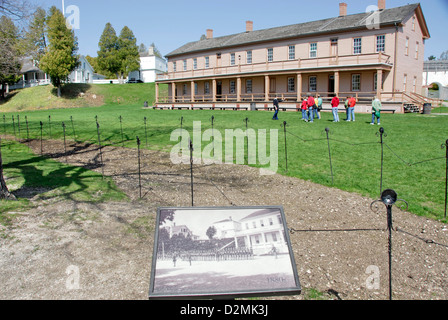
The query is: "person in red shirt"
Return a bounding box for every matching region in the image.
[301,98,308,122]
[307,95,316,123]
[347,96,356,121]
[331,96,340,122]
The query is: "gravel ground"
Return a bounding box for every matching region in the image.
[0,139,447,300]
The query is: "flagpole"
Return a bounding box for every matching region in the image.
[62,0,65,15]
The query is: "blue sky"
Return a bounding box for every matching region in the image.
[32,0,448,60]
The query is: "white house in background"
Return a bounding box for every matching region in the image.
[423,60,448,87]
[128,46,168,83]
[68,55,94,83]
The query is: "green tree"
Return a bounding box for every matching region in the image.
[0,15,22,100]
[206,226,217,241]
[440,50,448,61]
[149,42,163,59]
[97,23,121,79]
[117,26,140,82]
[25,7,48,65]
[40,6,79,97]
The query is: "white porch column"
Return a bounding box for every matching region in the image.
[297,73,302,100]
[265,75,270,101]
[190,81,195,102]
[334,71,340,96]
[212,79,217,102]
[237,77,241,101]
[155,82,159,103]
[376,69,383,99]
[171,82,176,102]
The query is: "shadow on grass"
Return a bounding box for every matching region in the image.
[3,141,119,203]
[0,91,19,106]
[51,83,92,100]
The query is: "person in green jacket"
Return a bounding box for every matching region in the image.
[371,96,382,125]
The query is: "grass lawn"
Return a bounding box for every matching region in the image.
[1,102,447,222]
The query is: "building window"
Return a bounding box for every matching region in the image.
[352,74,361,91]
[405,37,409,56]
[230,53,235,66]
[182,84,187,95]
[415,42,419,59]
[376,35,385,53]
[193,58,197,70]
[309,76,317,92]
[183,59,187,71]
[267,48,273,62]
[205,56,209,68]
[354,38,362,54]
[247,50,252,64]
[403,74,407,92]
[288,77,295,92]
[413,77,416,92]
[412,16,416,31]
[288,45,295,60]
[204,82,210,94]
[310,43,317,58]
[272,233,277,242]
[229,80,235,94]
[246,79,252,93]
[173,61,177,72]
[269,218,273,225]
[252,221,257,229]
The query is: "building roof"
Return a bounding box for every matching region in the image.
[166,3,426,58]
[424,60,448,72]
[20,58,42,74]
[239,209,281,222]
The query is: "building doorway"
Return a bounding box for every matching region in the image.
[217,81,222,101]
[328,75,335,97]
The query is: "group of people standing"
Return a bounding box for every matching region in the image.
[300,95,323,123]
[273,95,382,125]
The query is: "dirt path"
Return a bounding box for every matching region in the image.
[1,139,447,300]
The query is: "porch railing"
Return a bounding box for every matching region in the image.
[157,52,392,81]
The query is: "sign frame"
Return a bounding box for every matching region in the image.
[148,206,301,300]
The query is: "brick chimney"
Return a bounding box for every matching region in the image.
[339,3,347,17]
[206,29,213,39]
[378,0,386,10]
[246,20,253,32]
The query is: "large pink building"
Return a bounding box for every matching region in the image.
[155,1,430,113]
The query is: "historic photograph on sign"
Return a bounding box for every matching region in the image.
[149,206,301,299]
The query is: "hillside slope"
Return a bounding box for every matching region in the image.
[0,83,164,112]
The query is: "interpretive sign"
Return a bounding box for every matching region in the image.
[149,206,301,299]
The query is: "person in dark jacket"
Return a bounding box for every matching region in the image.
[273,97,281,120]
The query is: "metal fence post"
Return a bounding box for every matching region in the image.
[442,139,448,218]
[281,121,288,173]
[62,122,67,163]
[189,138,194,207]
[325,127,334,185]
[96,121,104,177]
[137,136,142,199]
[119,115,124,147]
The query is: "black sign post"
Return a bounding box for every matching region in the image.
[371,189,408,300]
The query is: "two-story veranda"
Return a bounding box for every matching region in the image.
[155,2,430,113]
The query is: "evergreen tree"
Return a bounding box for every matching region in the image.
[149,42,163,59]
[117,26,140,82]
[97,23,121,79]
[39,6,79,97]
[25,7,48,66]
[0,15,22,100]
